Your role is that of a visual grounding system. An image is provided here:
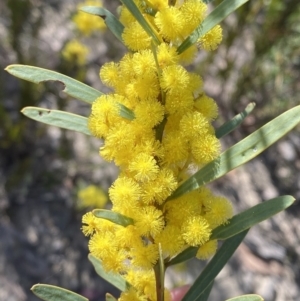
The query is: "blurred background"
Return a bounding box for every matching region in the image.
[0,0,300,300]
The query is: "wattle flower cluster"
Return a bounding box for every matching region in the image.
[82,1,233,300]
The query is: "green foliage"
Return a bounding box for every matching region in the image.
[5,65,102,104]
[88,254,131,292]
[182,230,249,301]
[211,195,294,240]
[31,284,88,301]
[106,293,118,301]
[170,105,300,200]
[6,65,135,121]
[166,247,198,267]
[93,209,134,226]
[80,6,124,42]
[118,103,136,120]
[216,103,256,138]
[192,281,214,301]
[21,107,91,136]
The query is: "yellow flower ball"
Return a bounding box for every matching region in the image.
[196,239,218,260]
[62,39,89,65]
[198,25,223,51]
[181,216,211,247]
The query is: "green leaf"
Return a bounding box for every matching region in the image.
[21,107,91,135]
[195,281,214,301]
[225,295,264,301]
[166,246,197,267]
[169,105,300,200]
[211,195,294,240]
[120,0,161,45]
[216,103,256,138]
[31,284,88,301]
[182,230,249,301]
[5,65,135,121]
[5,65,102,104]
[80,6,124,43]
[118,103,135,120]
[106,293,118,301]
[88,254,131,292]
[93,209,134,227]
[177,0,250,54]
